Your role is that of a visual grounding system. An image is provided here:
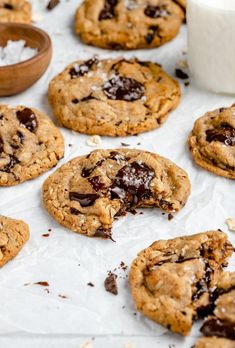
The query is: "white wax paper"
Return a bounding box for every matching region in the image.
[0,1,235,347]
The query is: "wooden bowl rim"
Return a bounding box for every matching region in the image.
[0,23,52,71]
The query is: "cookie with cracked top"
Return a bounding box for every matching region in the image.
[129,231,234,335]
[48,58,180,136]
[189,105,235,179]
[42,148,190,239]
[0,0,31,23]
[75,0,184,50]
[0,215,29,267]
[0,104,64,186]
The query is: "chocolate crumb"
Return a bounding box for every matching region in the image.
[47,0,60,10]
[42,233,50,237]
[34,281,49,287]
[104,272,118,295]
[184,81,190,87]
[168,213,174,220]
[68,144,72,147]
[44,288,50,294]
[87,282,95,287]
[58,294,67,299]
[121,142,130,147]
[175,68,189,80]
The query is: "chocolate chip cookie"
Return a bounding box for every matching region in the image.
[48,58,181,136]
[194,338,235,348]
[0,215,29,267]
[0,104,64,186]
[75,0,184,50]
[42,148,190,239]
[0,0,31,23]
[129,231,234,335]
[174,0,186,10]
[189,105,235,179]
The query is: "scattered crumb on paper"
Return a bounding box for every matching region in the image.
[226,218,235,232]
[86,135,102,147]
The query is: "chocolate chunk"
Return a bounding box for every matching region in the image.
[0,137,4,154]
[1,155,19,173]
[87,282,95,287]
[70,207,80,215]
[110,161,154,208]
[69,57,98,78]
[192,262,213,301]
[17,131,24,144]
[47,0,60,10]
[99,0,118,20]
[104,272,118,295]
[3,3,13,9]
[145,26,159,44]
[89,176,106,192]
[103,76,145,101]
[16,108,37,133]
[69,192,99,207]
[201,318,235,340]
[72,99,79,104]
[175,68,189,80]
[206,125,235,146]
[144,5,169,18]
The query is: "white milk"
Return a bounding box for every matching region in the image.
[187,0,235,94]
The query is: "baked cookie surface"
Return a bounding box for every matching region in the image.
[0,104,64,186]
[0,215,29,267]
[129,231,234,335]
[189,105,235,179]
[42,148,190,239]
[0,0,31,23]
[75,0,184,50]
[48,58,180,136]
[194,337,235,348]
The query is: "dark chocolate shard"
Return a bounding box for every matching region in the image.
[94,227,115,242]
[99,0,118,20]
[206,125,235,146]
[3,3,13,9]
[47,0,60,10]
[69,192,99,207]
[103,76,145,101]
[104,272,118,295]
[16,108,37,133]
[175,68,189,80]
[89,176,106,192]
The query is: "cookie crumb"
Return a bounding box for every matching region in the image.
[32,12,43,23]
[87,282,95,287]
[104,272,118,295]
[34,281,49,287]
[86,135,102,147]
[176,60,188,70]
[226,218,235,232]
[47,0,60,10]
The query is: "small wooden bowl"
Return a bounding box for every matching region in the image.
[0,23,52,96]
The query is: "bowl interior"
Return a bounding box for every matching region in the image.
[0,24,46,53]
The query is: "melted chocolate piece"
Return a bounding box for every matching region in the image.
[1,155,19,173]
[70,207,80,215]
[81,159,104,178]
[3,3,13,9]
[144,5,169,18]
[89,176,106,192]
[69,192,99,207]
[99,0,118,20]
[0,137,4,154]
[104,272,118,295]
[206,125,235,146]
[69,57,98,78]
[103,76,145,101]
[192,262,213,301]
[16,108,37,133]
[201,318,235,340]
[144,25,159,45]
[110,161,154,208]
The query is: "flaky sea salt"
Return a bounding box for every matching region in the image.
[0,40,38,67]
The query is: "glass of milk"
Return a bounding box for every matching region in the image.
[187,0,235,94]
